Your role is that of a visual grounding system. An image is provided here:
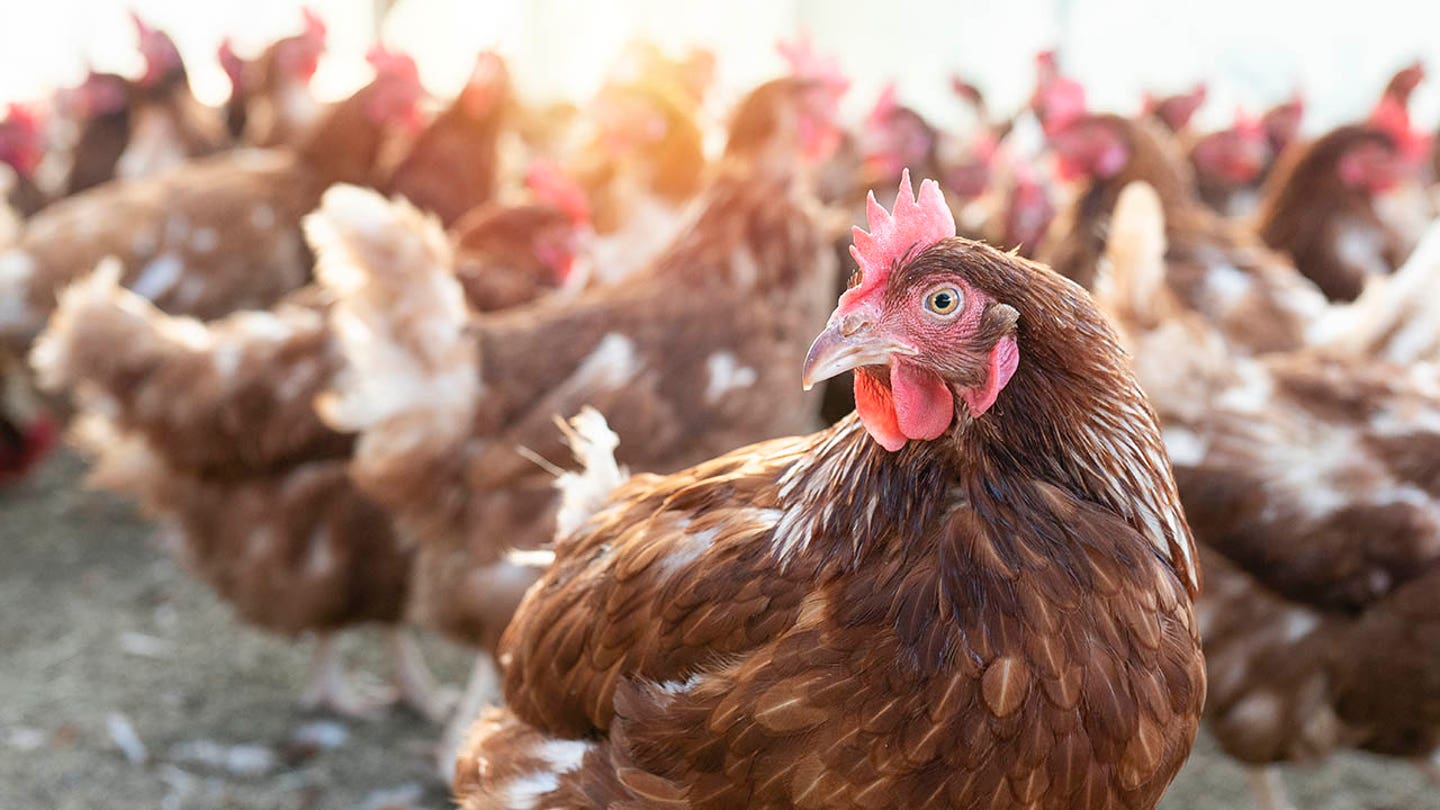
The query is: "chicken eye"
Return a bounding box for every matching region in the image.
[925,287,962,316]
[847,269,863,290]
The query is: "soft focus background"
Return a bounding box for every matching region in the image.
[2,0,1438,131]
[5,2,1440,809]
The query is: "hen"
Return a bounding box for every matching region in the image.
[1098,181,1440,810]
[384,51,512,227]
[1255,85,1432,302]
[219,8,328,147]
[1189,109,1271,217]
[454,172,1204,809]
[27,263,440,717]
[64,14,228,192]
[0,49,424,356]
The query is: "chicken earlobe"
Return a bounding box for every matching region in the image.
[961,332,1019,418]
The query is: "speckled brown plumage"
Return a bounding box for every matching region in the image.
[456,238,1204,809]
[30,274,411,638]
[1100,181,1440,781]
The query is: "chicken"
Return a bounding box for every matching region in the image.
[1038,91,1327,355]
[315,74,844,761]
[453,172,1204,809]
[384,51,511,227]
[66,14,228,192]
[1255,90,1432,302]
[1189,110,1271,217]
[219,8,327,147]
[584,56,708,213]
[0,49,425,357]
[1097,181,1440,810]
[27,262,442,717]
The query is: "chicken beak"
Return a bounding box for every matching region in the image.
[801,317,915,391]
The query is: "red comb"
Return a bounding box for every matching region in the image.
[1038,76,1087,137]
[951,76,983,106]
[866,82,899,127]
[1036,50,1059,79]
[842,170,956,307]
[1369,95,1430,163]
[218,39,245,88]
[366,46,419,81]
[776,34,849,95]
[129,11,155,39]
[4,102,43,131]
[1232,107,1264,141]
[1385,59,1426,104]
[526,159,590,226]
[301,7,327,41]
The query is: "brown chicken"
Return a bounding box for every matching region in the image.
[384,51,512,227]
[1098,181,1440,810]
[859,83,944,199]
[64,14,227,194]
[27,263,442,717]
[1256,91,1432,302]
[219,8,328,147]
[315,75,844,762]
[0,50,425,357]
[454,172,1204,809]
[1037,80,1327,355]
[1189,109,1271,217]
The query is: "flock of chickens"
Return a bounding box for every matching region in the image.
[5,9,1440,809]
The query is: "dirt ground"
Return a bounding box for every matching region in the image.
[2,451,1437,810]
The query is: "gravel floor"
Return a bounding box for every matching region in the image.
[2,452,1437,809]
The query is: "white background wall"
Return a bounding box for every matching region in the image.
[0,0,1436,134]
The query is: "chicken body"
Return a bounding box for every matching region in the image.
[457,222,1203,809]
[28,269,439,714]
[1100,181,1440,807]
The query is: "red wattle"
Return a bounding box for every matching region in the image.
[891,361,954,441]
[854,372,907,452]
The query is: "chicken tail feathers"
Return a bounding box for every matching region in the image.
[1096,181,1169,328]
[309,183,478,436]
[552,406,628,538]
[308,185,481,537]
